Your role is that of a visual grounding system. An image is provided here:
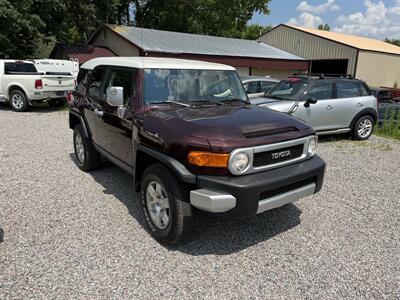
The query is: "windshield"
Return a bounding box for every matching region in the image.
[143,69,247,104]
[265,78,310,101]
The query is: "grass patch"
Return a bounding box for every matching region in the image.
[375,108,400,140]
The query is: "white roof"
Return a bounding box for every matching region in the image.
[81,57,236,71]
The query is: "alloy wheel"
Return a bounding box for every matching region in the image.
[357,119,373,138]
[145,181,170,230]
[11,93,24,109]
[75,132,85,163]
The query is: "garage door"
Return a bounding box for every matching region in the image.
[311,59,348,75]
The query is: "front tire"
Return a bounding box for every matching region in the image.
[10,89,29,112]
[73,124,101,171]
[140,164,192,245]
[353,115,374,140]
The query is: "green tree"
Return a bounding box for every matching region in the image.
[134,0,271,38]
[384,38,400,47]
[0,0,45,58]
[318,24,330,31]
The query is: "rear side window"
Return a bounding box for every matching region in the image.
[87,68,105,98]
[307,83,333,100]
[360,83,372,96]
[103,68,136,106]
[336,81,363,98]
[5,62,37,74]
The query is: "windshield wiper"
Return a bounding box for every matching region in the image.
[150,100,191,107]
[190,100,223,106]
[266,95,285,100]
[220,98,250,105]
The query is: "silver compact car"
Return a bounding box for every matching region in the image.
[254,75,378,140]
[241,76,279,98]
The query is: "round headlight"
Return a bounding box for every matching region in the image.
[308,137,318,156]
[230,152,250,173]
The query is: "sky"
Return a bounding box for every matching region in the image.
[250,0,400,39]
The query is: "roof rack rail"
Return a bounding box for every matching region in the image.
[292,73,354,79]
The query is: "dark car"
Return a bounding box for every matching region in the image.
[69,57,325,245]
[371,88,394,103]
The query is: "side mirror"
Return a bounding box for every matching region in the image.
[304,97,318,107]
[106,86,124,106]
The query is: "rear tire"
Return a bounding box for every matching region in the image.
[140,164,192,245]
[9,89,29,112]
[73,124,101,171]
[353,115,374,140]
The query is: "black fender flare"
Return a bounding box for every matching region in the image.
[69,110,90,138]
[135,144,196,185]
[350,108,378,130]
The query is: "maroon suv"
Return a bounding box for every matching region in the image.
[69,57,326,245]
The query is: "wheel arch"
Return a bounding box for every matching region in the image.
[7,83,29,99]
[69,110,90,138]
[350,108,378,130]
[134,145,196,192]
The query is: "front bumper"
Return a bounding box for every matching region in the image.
[190,155,325,218]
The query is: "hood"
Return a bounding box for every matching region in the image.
[143,104,313,151]
[250,97,296,113]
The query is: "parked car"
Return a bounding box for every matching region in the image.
[241,76,279,98]
[0,59,75,111]
[370,87,394,103]
[69,57,325,244]
[254,75,378,140]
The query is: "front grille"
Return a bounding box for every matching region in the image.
[259,177,316,200]
[253,144,304,167]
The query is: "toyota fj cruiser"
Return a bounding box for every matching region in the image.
[69,57,325,245]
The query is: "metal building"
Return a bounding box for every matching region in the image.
[259,24,400,88]
[87,24,309,78]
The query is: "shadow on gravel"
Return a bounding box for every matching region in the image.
[318,134,352,143]
[0,102,67,113]
[0,227,4,244]
[70,153,302,255]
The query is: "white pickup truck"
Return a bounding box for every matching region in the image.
[0,60,75,112]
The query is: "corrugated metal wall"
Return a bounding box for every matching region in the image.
[357,51,400,87]
[259,26,358,75]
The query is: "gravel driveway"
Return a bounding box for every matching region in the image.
[0,106,399,299]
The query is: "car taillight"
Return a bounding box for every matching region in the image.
[35,79,43,89]
[66,91,74,104]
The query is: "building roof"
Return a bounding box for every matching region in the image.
[81,57,236,71]
[50,44,116,64]
[90,24,305,61]
[283,24,400,55]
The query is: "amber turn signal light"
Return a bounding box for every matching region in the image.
[188,151,229,167]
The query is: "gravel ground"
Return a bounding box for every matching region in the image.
[0,106,399,299]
